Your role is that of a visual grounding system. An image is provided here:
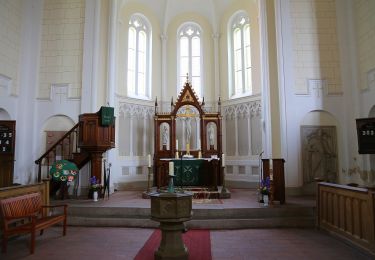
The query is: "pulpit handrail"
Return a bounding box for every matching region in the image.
[35,123,79,164]
[34,123,80,182]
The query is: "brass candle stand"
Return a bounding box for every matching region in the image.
[142,166,153,198]
[147,166,152,192]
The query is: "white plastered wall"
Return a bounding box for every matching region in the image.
[38,0,85,99]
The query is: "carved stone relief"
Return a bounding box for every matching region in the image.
[301,126,338,184]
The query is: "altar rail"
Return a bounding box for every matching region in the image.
[317,182,375,255]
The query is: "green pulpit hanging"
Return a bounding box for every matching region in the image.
[99,106,114,126]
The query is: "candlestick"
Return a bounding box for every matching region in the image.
[147,166,152,192]
[169,161,174,176]
[222,153,225,167]
[148,154,151,167]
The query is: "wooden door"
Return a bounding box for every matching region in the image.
[0,121,16,187]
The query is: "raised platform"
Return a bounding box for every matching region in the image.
[143,186,231,199]
[54,189,316,229]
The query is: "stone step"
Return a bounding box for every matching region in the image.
[67,216,315,229]
[66,206,315,229]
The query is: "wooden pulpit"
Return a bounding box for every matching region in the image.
[262,158,285,204]
[79,107,115,183]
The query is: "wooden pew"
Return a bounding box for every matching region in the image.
[0,192,67,254]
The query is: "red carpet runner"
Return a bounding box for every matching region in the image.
[134,229,212,260]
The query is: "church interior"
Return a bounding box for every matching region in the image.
[0,0,375,258]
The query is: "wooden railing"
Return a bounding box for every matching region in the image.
[317,182,375,255]
[0,180,49,206]
[34,123,83,182]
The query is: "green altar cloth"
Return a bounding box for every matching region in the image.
[172,159,205,186]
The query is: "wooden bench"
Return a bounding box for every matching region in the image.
[0,192,67,254]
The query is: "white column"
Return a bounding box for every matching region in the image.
[106,0,118,188]
[160,34,167,104]
[212,33,220,102]
[129,115,134,156]
[17,0,43,183]
[107,0,118,107]
[247,113,252,156]
[234,114,239,156]
[259,0,272,158]
[81,0,101,113]
[143,115,147,156]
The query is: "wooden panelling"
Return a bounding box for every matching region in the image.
[317,182,375,255]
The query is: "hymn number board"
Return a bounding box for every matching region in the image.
[0,120,15,187]
[0,122,15,153]
[356,118,375,154]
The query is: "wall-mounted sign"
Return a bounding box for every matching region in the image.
[0,125,14,153]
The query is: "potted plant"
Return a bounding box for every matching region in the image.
[259,176,271,206]
[89,176,102,201]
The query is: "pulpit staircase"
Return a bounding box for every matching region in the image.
[35,108,115,185]
[35,123,89,182]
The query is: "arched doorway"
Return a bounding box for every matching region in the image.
[300,110,339,193]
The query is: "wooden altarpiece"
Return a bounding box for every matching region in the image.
[153,81,223,189]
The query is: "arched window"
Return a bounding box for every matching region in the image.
[228,12,251,98]
[127,14,151,99]
[177,23,202,99]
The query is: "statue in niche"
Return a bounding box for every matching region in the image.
[162,125,169,146]
[185,117,192,144]
[302,126,337,184]
[208,123,215,148]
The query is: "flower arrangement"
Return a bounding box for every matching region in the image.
[90,176,102,192]
[260,176,271,195]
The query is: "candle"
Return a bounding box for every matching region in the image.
[169,161,174,176]
[269,158,273,170]
[198,139,201,150]
[222,153,225,167]
[176,139,178,150]
[148,154,151,167]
